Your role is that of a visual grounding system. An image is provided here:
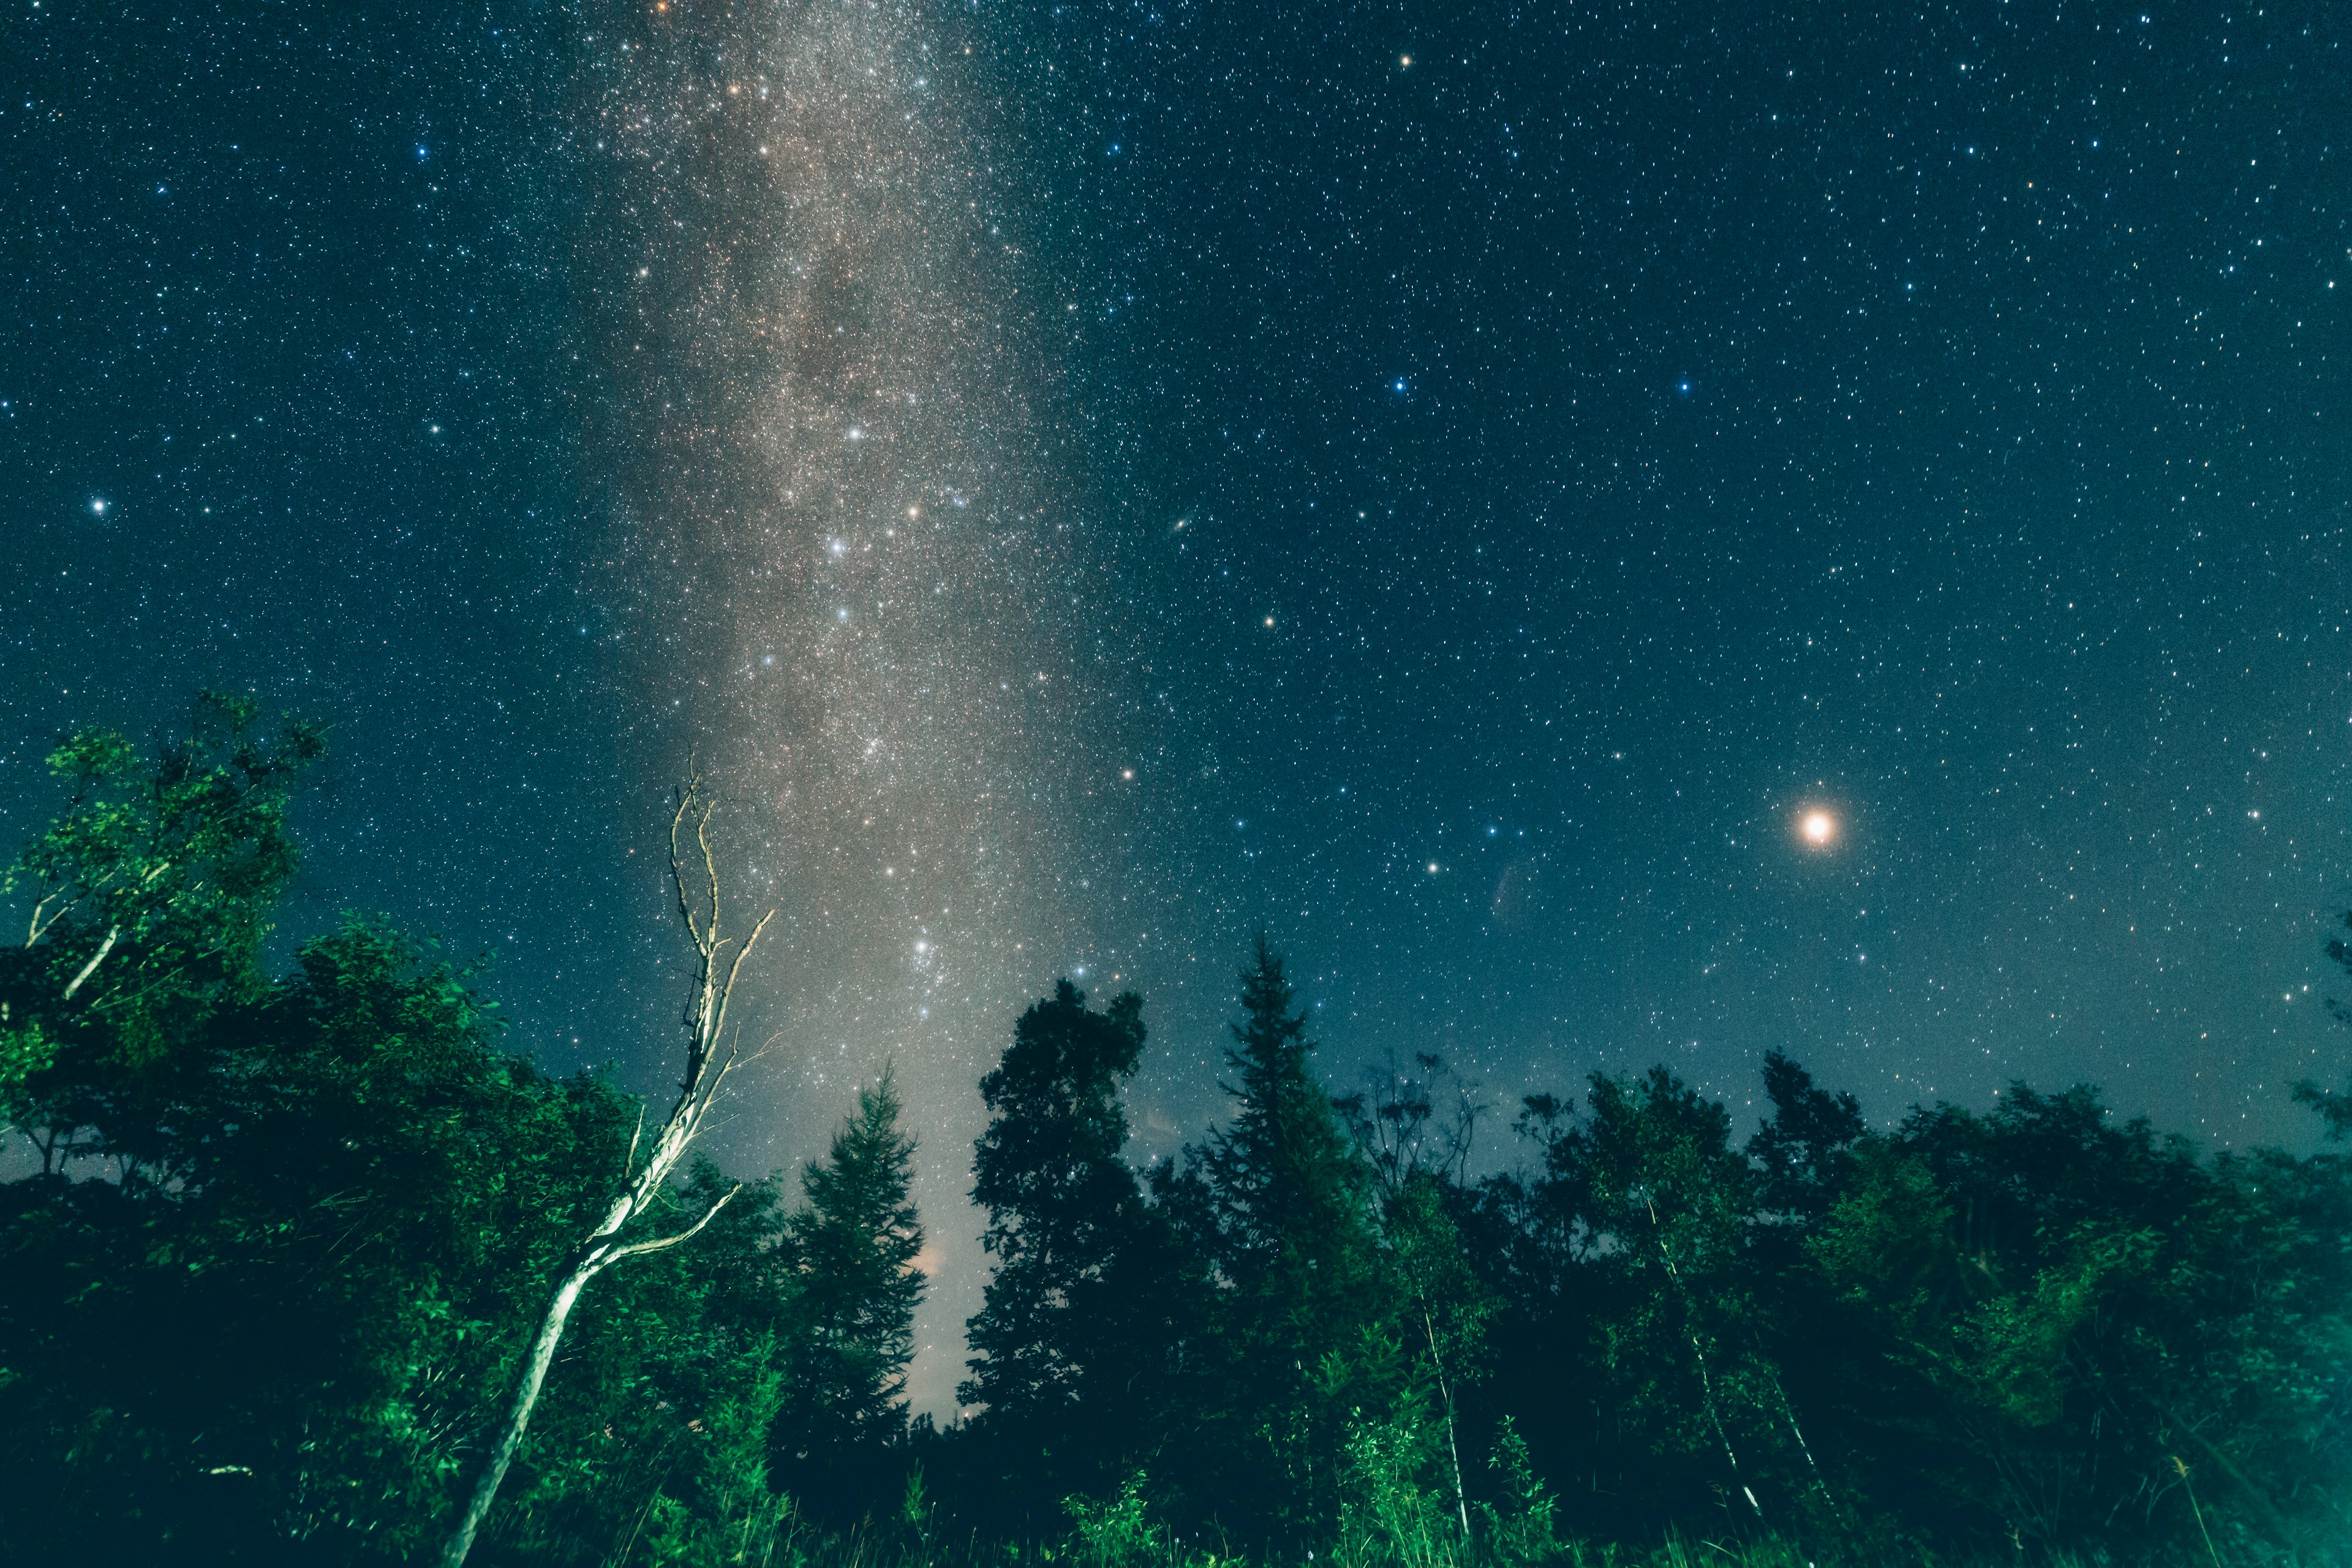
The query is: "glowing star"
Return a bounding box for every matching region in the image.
[1801,810,1836,847]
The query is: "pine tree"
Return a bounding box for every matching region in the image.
[1202,939,1379,1298]
[775,1068,926,1512]
[1178,938,1388,1546]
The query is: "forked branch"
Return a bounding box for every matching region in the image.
[439,775,775,1568]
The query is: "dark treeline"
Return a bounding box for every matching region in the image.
[3,706,2348,1567]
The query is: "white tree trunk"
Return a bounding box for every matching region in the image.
[436,778,768,1567]
[437,1264,594,1568]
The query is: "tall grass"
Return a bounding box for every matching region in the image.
[577,1510,2073,1568]
[563,1469,2114,1568]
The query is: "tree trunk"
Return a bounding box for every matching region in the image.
[437,1261,595,1568]
[434,777,768,1567]
[1421,1300,1472,1539]
[61,924,119,999]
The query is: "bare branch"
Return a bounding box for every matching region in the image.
[707,908,775,1063]
[25,892,56,948]
[604,1183,743,1264]
[696,796,721,956]
[442,771,777,1568]
[669,788,707,954]
[61,925,122,1001]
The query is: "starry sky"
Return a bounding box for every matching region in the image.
[6,0,2348,1411]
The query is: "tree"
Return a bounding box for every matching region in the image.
[1379,1171,1495,1541]
[1336,1051,1487,1198]
[1809,1084,2352,1559]
[1171,938,1389,1546]
[438,777,774,1567]
[961,980,1196,1520]
[1503,1066,1813,1532]
[1747,1050,1865,1218]
[0,914,640,1561]
[1200,940,1380,1302]
[775,1067,926,1512]
[476,1155,805,1566]
[1,693,318,1130]
[2291,910,2352,1139]
[1335,1055,1497,1542]
[963,981,1147,1425]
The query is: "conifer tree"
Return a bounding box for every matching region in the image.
[1179,939,1388,1545]
[775,1068,925,1510]
[1202,939,1379,1298]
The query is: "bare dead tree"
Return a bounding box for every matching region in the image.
[439,777,775,1568]
[1336,1050,1488,1196]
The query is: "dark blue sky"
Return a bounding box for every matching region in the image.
[5,0,2346,1408]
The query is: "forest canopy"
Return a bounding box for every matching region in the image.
[2,706,2346,1567]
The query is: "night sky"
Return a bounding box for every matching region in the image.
[6,0,2348,1411]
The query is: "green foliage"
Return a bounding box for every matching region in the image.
[776,1068,928,1514]
[1152,941,1401,1548]
[1498,1066,1803,1527]
[486,1156,799,1563]
[0,913,635,1561]
[0,1009,53,1125]
[1335,1404,1460,1568]
[964,982,1147,1420]
[1,693,320,1110]
[1801,1085,2352,1559]
[0,707,912,1562]
[1066,1474,1184,1568]
[1199,941,1384,1306]
[1474,1420,1565,1568]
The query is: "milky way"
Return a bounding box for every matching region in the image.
[568,0,1156,1405]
